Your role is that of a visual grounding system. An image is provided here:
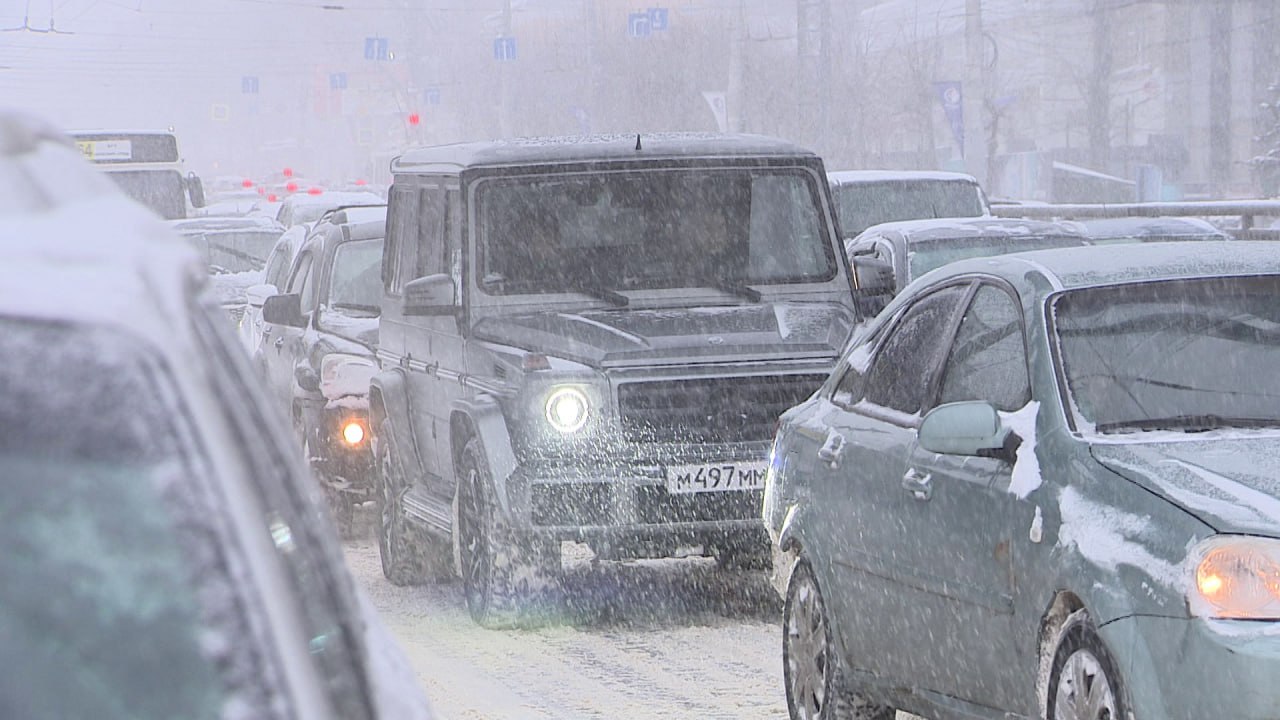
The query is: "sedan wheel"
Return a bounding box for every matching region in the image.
[783,562,893,720]
[1048,610,1125,720]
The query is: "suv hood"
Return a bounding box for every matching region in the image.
[473,302,854,368]
[1091,438,1280,536]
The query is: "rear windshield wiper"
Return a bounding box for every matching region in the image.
[1096,415,1280,434]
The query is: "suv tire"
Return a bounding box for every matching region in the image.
[375,419,453,585]
[455,436,563,628]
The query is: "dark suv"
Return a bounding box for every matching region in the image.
[371,134,858,626]
[260,205,386,532]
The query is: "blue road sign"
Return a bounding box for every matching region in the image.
[648,8,669,31]
[493,36,517,61]
[330,72,347,90]
[627,12,651,37]
[364,37,389,61]
[424,87,441,105]
[241,76,259,94]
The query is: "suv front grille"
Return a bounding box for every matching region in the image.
[618,374,826,444]
[636,486,762,524]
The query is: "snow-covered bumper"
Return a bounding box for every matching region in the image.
[1102,614,1280,719]
[303,400,375,496]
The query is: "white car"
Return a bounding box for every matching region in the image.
[0,110,433,720]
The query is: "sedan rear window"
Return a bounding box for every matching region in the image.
[0,318,266,720]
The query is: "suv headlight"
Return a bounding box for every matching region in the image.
[544,386,590,433]
[1189,536,1280,619]
[320,353,376,401]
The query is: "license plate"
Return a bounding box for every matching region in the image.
[665,461,768,494]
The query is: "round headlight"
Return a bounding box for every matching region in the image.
[1189,536,1280,619]
[544,387,590,433]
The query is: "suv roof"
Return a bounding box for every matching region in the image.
[827,169,980,185]
[392,132,818,173]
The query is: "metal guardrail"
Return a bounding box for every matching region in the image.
[990,199,1280,232]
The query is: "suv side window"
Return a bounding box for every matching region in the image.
[863,284,968,414]
[416,186,447,279]
[446,188,463,304]
[938,283,1030,411]
[289,253,315,309]
[384,186,418,295]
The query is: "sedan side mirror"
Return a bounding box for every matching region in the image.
[919,401,1019,462]
[294,364,320,393]
[403,274,458,316]
[245,283,278,309]
[262,293,307,328]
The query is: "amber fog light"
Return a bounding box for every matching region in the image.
[341,420,366,446]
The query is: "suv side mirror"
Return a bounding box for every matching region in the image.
[245,283,278,308]
[262,293,307,328]
[919,401,1019,462]
[186,173,206,208]
[403,274,457,316]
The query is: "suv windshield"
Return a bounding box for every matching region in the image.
[832,180,986,237]
[183,229,281,274]
[477,167,835,295]
[0,318,261,719]
[328,237,384,311]
[1052,275,1280,433]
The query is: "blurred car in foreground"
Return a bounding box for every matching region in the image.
[827,170,990,239]
[764,242,1280,720]
[0,110,431,720]
[846,216,1090,316]
[170,214,287,321]
[1066,215,1232,244]
[257,205,387,534]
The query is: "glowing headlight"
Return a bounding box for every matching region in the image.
[1189,536,1280,619]
[544,387,590,433]
[320,354,376,401]
[341,420,366,446]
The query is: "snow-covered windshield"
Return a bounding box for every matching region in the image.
[0,318,262,719]
[832,181,986,237]
[908,233,1088,280]
[1052,275,1280,433]
[477,168,835,295]
[329,237,384,312]
[103,169,187,220]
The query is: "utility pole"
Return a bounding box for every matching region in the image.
[797,0,830,152]
[499,0,513,138]
[726,0,746,133]
[1208,0,1233,195]
[963,0,988,183]
[1086,0,1112,171]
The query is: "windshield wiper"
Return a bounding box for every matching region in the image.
[709,279,762,303]
[331,302,381,315]
[563,284,629,307]
[1096,415,1280,434]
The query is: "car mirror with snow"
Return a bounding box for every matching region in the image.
[262,292,307,328]
[918,401,1012,458]
[402,273,457,316]
[245,283,278,308]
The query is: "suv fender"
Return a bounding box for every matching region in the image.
[450,395,518,518]
[370,369,423,479]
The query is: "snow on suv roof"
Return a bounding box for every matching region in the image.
[827,169,980,185]
[392,133,818,172]
[856,216,1081,242]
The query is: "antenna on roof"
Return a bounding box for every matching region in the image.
[635,134,642,151]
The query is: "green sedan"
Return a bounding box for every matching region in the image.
[763,242,1280,720]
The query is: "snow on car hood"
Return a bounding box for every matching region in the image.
[317,308,379,352]
[1091,437,1280,536]
[472,302,854,368]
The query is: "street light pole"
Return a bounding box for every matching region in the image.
[963,0,988,184]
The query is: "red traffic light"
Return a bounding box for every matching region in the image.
[407,112,421,126]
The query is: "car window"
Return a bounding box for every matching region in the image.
[0,317,277,720]
[328,237,384,311]
[189,303,374,720]
[383,185,417,295]
[263,243,290,289]
[937,283,1031,412]
[863,284,969,414]
[417,186,447,278]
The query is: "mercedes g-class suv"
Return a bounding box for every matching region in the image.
[371,134,858,627]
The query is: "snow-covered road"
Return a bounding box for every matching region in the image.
[343,508,789,720]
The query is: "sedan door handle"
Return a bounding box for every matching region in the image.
[902,468,933,501]
[274,337,285,349]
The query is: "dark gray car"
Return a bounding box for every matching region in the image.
[371,133,859,627]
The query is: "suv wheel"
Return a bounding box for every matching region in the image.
[375,420,452,585]
[783,562,894,720]
[455,437,563,628]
